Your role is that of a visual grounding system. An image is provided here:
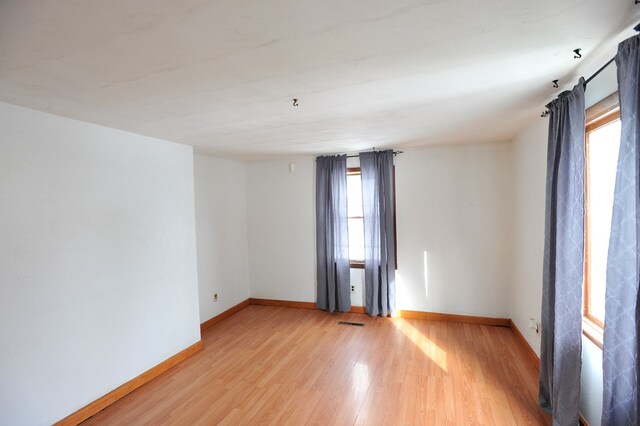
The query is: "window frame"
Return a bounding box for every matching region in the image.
[583,91,620,350]
[346,167,398,269]
[347,167,365,269]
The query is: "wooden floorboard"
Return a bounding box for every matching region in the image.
[82,306,550,425]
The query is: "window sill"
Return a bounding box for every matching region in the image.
[349,261,399,270]
[582,317,603,350]
[350,261,364,269]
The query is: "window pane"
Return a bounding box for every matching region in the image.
[348,218,364,262]
[347,173,363,217]
[587,119,621,323]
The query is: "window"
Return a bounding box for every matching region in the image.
[583,92,621,348]
[347,168,365,268]
[346,167,398,269]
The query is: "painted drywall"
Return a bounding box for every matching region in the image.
[394,144,513,317]
[0,102,201,426]
[510,117,547,355]
[246,143,513,318]
[194,154,250,322]
[245,157,316,302]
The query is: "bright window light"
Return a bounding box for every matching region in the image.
[347,171,364,263]
[585,117,621,326]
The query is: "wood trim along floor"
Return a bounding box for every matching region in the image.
[249,298,509,326]
[200,299,252,333]
[56,297,257,425]
[249,298,317,310]
[54,340,203,426]
[509,320,590,426]
[398,309,511,327]
[509,319,541,370]
[249,298,367,314]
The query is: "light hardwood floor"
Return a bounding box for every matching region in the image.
[83,306,550,425]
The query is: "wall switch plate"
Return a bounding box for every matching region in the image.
[529,318,536,329]
[214,292,218,302]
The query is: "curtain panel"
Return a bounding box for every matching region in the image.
[360,150,396,317]
[602,34,640,426]
[539,79,586,426]
[315,155,351,313]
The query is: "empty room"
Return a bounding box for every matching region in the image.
[2,1,640,425]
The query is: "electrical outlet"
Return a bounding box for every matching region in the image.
[351,285,355,293]
[529,318,536,329]
[214,292,218,302]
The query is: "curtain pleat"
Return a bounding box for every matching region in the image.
[360,150,396,317]
[539,79,585,426]
[315,155,351,313]
[602,34,640,426]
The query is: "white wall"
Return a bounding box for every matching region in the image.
[246,157,316,302]
[246,143,513,318]
[510,117,547,354]
[0,102,201,426]
[194,154,250,322]
[394,144,513,317]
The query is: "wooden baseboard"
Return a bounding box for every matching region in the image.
[509,320,588,425]
[249,298,364,315]
[509,319,540,370]
[397,309,510,327]
[201,299,252,333]
[350,306,366,314]
[249,298,509,326]
[249,298,317,310]
[55,340,203,426]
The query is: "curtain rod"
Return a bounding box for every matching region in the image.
[542,55,616,117]
[583,21,640,86]
[345,150,403,159]
[541,22,638,117]
[584,56,616,86]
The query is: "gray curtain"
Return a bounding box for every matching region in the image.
[360,150,396,317]
[539,79,585,426]
[316,155,351,313]
[602,34,640,426]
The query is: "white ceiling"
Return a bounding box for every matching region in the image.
[0,1,638,159]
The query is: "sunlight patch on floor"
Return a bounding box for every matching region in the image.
[392,318,447,372]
